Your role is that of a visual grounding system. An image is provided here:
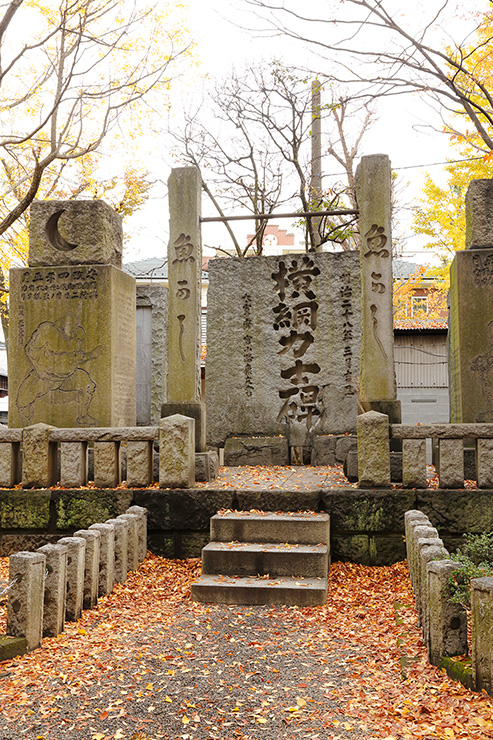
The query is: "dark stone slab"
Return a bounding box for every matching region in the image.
[322,489,416,532]
[416,489,493,533]
[0,533,62,556]
[54,489,132,530]
[330,535,370,565]
[133,489,236,530]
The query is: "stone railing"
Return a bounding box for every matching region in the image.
[0,415,206,489]
[4,506,147,654]
[405,509,493,695]
[357,410,493,488]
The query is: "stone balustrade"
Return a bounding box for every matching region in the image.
[357,412,493,489]
[5,505,147,653]
[0,415,216,489]
[404,509,493,696]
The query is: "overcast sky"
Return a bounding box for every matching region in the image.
[124,0,489,267]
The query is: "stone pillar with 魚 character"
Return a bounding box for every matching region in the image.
[161,167,206,452]
[356,154,401,425]
[8,199,136,428]
[449,179,493,423]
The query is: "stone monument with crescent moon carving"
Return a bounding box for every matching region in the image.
[8,199,136,428]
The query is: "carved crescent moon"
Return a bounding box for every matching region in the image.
[45,210,78,252]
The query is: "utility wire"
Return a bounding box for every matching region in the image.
[322,155,485,179]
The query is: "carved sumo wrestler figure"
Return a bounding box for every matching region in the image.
[16,314,104,425]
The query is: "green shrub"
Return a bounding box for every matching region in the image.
[447,533,493,609]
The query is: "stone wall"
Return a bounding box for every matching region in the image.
[0,487,491,565]
[206,251,361,448]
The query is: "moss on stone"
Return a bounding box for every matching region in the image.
[439,655,474,691]
[55,491,132,529]
[0,491,50,529]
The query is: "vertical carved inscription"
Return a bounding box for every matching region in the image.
[242,293,254,397]
[272,255,322,430]
[341,272,355,397]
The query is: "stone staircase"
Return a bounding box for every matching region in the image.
[191,510,330,606]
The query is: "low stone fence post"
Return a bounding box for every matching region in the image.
[7,551,46,651]
[60,442,88,488]
[471,576,493,695]
[126,505,148,562]
[427,560,467,666]
[89,522,115,596]
[106,518,128,583]
[357,411,390,487]
[73,529,101,609]
[417,541,447,644]
[159,414,195,488]
[57,536,86,621]
[0,439,21,487]
[37,543,68,637]
[404,510,430,590]
[117,513,139,571]
[22,424,57,489]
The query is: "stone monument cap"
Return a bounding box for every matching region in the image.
[29,199,123,267]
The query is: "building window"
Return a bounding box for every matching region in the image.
[411,296,428,318]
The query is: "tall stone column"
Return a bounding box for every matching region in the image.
[161,167,205,451]
[449,179,493,422]
[356,154,401,424]
[9,200,136,428]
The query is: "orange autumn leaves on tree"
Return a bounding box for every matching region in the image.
[393,265,448,329]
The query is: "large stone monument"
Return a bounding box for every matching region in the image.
[356,154,401,424]
[449,179,493,422]
[161,167,205,451]
[9,200,136,428]
[206,251,361,450]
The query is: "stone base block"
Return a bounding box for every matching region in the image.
[311,436,336,465]
[224,436,289,466]
[344,451,402,483]
[162,402,206,453]
[195,450,219,482]
[0,635,28,661]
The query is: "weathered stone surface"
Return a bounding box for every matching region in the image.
[471,576,493,695]
[195,450,219,483]
[9,265,136,428]
[402,438,427,488]
[0,636,28,661]
[166,167,202,407]
[126,440,153,487]
[162,402,206,453]
[449,248,493,423]
[335,435,357,462]
[236,490,321,516]
[357,411,391,487]
[159,414,195,489]
[73,529,100,610]
[438,439,464,488]
[476,438,493,488]
[356,154,397,406]
[89,522,115,596]
[105,517,128,583]
[224,436,289,466]
[0,534,60,556]
[311,435,336,465]
[323,489,416,532]
[29,199,123,267]
[180,532,210,559]
[57,536,85,621]
[0,442,20,487]
[136,284,168,426]
[51,427,158,442]
[465,179,493,250]
[22,424,57,488]
[94,441,121,488]
[117,513,139,571]
[54,489,132,529]
[126,505,148,562]
[343,449,358,482]
[0,490,50,528]
[417,542,448,635]
[417,490,493,533]
[37,543,68,637]
[7,551,45,651]
[392,423,493,439]
[133,489,236,530]
[427,560,467,666]
[206,251,361,448]
[60,442,88,488]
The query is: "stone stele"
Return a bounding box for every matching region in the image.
[28,199,123,268]
[448,248,493,422]
[205,251,361,448]
[9,264,136,428]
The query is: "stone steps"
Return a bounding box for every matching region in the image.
[191,510,330,606]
